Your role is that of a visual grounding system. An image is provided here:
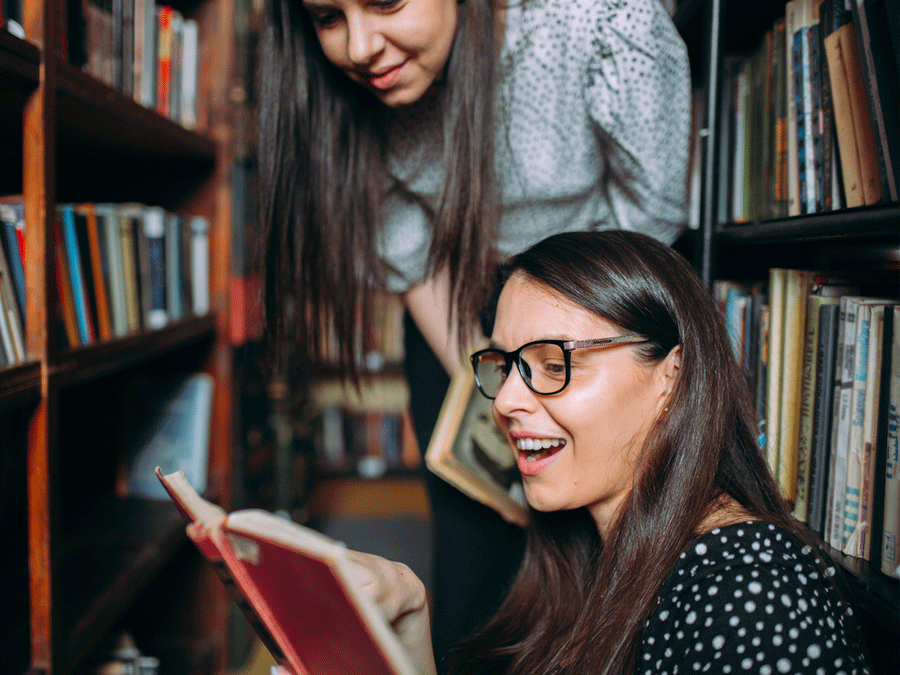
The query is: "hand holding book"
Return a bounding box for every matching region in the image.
[156,468,434,675]
[343,548,437,675]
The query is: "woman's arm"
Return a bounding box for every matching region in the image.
[403,267,483,377]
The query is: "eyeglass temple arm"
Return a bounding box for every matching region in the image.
[562,336,648,350]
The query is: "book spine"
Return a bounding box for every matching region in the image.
[855,303,890,559]
[778,270,817,499]
[0,237,23,362]
[54,214,80,348]
[118,208,141,333]
[842,302,873,553]
[850,0,899,201]
[808,302,841,535]
[156,6,173,117]
[140,206,168,329]
[772,19,789,218]
[824,26,866,207]
[81,204,113,341]
[786,0,803,216]
[180,18,198,129]
[190,215,209,315]
[98,204,128,337]
[826,296,858,550]
[794,295,836,521]
[0,212,26,323]
[808,23,824,213]
[165,213,183,321]
[882,306,900,577]
[59,205,93,345]
[765,268,787,482]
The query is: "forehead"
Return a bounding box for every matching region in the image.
[492,274,618,346]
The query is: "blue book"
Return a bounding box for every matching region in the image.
[58,204,92,345]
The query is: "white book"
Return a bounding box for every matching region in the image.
[180,19,199,130]
[190,215,210,315]
[95,203,129,338]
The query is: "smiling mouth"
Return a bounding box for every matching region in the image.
[516,437,566,462]
[365,63,404,90]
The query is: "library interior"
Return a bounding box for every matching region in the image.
[0,0,897,674]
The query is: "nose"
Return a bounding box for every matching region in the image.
[346,14,385,66]
[491,362,536,417]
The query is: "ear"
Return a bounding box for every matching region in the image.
[658,344,681,402]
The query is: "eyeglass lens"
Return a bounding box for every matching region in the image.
[475,342,568,397]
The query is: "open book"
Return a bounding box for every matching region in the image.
[155,468,417,675]
[425,366,528,527]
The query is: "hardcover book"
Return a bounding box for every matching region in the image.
[425,364,528,527]
[156,468,419,675]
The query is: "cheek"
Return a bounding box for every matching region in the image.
[315,32,346,69]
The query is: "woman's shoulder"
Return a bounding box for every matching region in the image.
[513,0,672,44]
[663,521,833,599]
[638,521,871,675]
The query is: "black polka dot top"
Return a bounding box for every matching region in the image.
[638,521,871,674]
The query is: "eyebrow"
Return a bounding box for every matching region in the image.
[488,336,575,350]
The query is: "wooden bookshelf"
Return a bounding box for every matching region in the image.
[677,0,899,672]
[0,0,238,671]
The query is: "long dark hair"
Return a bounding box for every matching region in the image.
[257,0,500,374]
[450,230,805,675]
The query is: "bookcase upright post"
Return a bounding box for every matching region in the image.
[0,0,240,673]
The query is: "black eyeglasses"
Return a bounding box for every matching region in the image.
[470,336,649,399]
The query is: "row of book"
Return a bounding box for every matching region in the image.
[75,0,199,129]
[714,270,899,577]
[316,290,406,372]
[309,375,420,478]
[314,407,421,479]
[690,0,899,226]
[0,199,211,366]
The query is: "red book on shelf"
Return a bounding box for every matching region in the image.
[156,5,174,117]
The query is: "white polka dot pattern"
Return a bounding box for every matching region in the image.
[638,522,871,674]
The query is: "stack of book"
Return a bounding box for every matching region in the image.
[714,270,899,578]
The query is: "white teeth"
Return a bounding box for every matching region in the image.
[516,438,565,451]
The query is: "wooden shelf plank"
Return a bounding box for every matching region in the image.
[54,60,215,161]
[717,203,900,244]
[0,360,42,411]
[49,314,216,388]
[0,30,39,86]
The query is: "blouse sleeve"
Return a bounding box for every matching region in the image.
[584,0,692,243]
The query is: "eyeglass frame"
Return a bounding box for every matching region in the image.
[470,335,650,400]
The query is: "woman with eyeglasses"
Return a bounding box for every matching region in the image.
[257,0,691,667]
[278,230,871,675]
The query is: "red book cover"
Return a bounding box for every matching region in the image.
[156,469,417,675]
